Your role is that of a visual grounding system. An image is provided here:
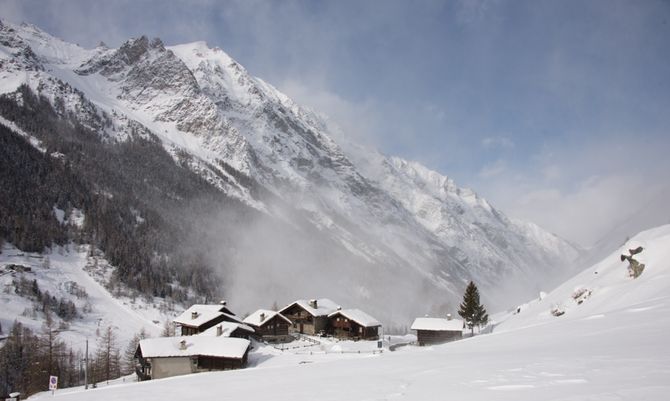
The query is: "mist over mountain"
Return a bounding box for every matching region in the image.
[0,20,581,324]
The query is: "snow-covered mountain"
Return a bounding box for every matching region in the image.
[0,20,580,323]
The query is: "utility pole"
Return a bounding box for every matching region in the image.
[84,338,88,390]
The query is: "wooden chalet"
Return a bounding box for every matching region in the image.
[173,301,243,336]
[280,298,339,335]
[243,309,292,343]
[327,308,381,340]
[199,321,255,340]
[411,315,463,346]
[135,336,250,380]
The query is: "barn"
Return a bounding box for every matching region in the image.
[243,309,293,343]
[327,308,381,340]
[279,298,339,335]
[411,315,463,345]
[135,336,250,380]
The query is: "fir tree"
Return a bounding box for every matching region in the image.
[458,281,489,335]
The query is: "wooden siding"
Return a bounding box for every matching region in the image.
[283,304,316,334]
[416,329,462,346]
[329,315,379,340]
[196,354,246,371]
[254,315,291,342]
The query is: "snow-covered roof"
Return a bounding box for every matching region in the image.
[411,317,464,332]
[280,298,340,317]
[200,321,254,337]
[329,309,381,327]
[173,305,224,328]
[221,311,243,324]
[139,336,250,359]
[243,309,292,327]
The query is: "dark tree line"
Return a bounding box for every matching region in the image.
[12,277,79,321]
[0,320,82,397]
[0,84,260,302]
[0,320,135,398]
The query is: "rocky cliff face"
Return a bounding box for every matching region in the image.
[0,20,580,322]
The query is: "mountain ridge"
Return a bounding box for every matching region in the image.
[0,19,580,322]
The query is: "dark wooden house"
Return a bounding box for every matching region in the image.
[280,298,339,335]
[242,309,292,343]
[411,316,463,346]
[135,336,250,380]
[200,322,255,339]
[327,308,381,340]
[173,302,243,336]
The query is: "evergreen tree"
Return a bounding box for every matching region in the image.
[458,281,489,335]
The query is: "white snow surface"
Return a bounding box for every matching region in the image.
[28,225,670,401]
[138,336,250,359]
[329,308,381,327]
[199,322,254,337]
[410,317,464,332]
[0,243,165,351]
[279,298,340,317]
[173,306,223,328]
[243,309,291,327]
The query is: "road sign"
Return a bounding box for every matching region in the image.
[48,375,58,391]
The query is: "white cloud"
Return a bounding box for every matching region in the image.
[475,134,670,247]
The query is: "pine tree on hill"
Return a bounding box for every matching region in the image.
[458,281,489,335]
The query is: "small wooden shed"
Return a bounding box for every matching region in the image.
[135,336,250,380]
[327,308,381,340]
[280,298,339,335]
[243,309,293,343]
[411,316,463,346]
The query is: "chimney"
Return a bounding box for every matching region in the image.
[447,314,452,321]
[337,306,342,311]
[260,312,266,322]
[179,340,187,350]
[219,300,227,306]
[216,325,223,337]
[191,311,199,319]
[309,299,318,309]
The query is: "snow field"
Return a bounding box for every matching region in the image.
[28,225,670,400]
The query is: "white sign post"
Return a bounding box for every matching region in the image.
[49,375,58,395]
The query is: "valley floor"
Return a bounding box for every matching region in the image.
[29,294,669,401]
[28,225,670,401]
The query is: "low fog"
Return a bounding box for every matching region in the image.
[172,189,576,330]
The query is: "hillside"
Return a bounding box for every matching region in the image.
[29,225,670,400]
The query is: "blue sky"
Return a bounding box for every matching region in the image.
[2,0,669,246]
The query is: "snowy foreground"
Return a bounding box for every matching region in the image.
[31,225,670,400]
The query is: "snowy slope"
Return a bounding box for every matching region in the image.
[0,243,164,350]
[494,224,670,333]
[28,225,670,400]
[0,19,580,322]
